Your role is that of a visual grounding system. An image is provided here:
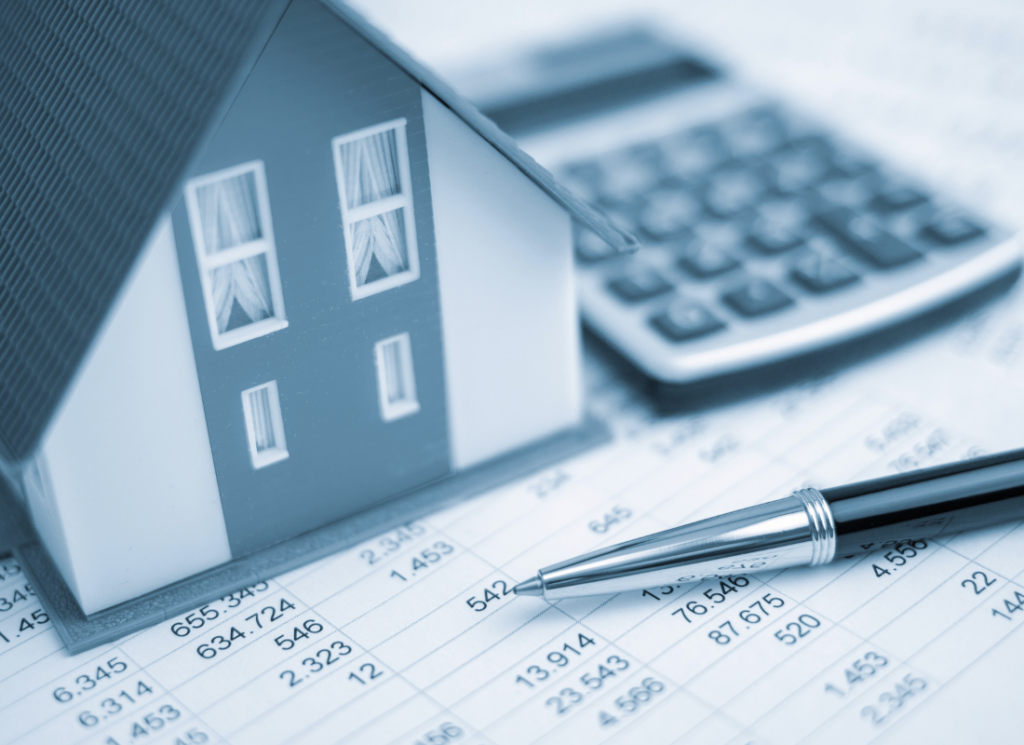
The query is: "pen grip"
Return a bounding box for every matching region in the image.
[822,448,1024,554]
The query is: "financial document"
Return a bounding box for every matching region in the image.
[2,288,1024,745]
[5,1,1024,741]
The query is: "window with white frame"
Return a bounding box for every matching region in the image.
[332,119,420,300]
[185,161,287,350]
[241,381,289,468]
[374,332,419,422]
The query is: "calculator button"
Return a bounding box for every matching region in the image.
[747,218,804,254]
[817,207,923,268]
[597,156,661,206]
[651,300,726,341]
[575,229,617,263]
[767,143,831,195]
[661,130,726,179]
[747,201,807,254]
[677,240,741,278]
[638,189,702,241]
[816,175,876,209]
[920,211,986,246]
[828,148,875,179]
[626,142,663,164]
[871,183,929,213]
[720,108,788,158]
[791,250,860,293]
[607,266,674,302]
[704,168,764,218]
[721,279,794,317]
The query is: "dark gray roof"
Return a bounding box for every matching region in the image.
[0,0,289,462]
[0,0,634,464]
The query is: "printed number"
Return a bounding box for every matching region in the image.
[348,662,385,685]
[78,682,154,728]
[274,618,325,651]
[824,651,889,697]
[871,540,928,579]
[579,655,630,690]
[359,523,427,565]
[0,583,33,613]
[117,705,182,740]
[170,604,219,637]
[588,506,633,534]
[172,728,210,745]
[280,640,355,685]
[465,580,513,612]
[674,578,757,624]
[514,633,595,688]
[861,674,927,726]
[303,640,354,672]
[54,658,129,703]
[220,581,270,609]
[245,597,297,629]
[991,590,1024,620]
[280,638,356,687]
[961,571,997,595]
[196,626,246,659]
[395,542,456,579]
[411,722,463,744]
[864,413,920,453]
[15,609,49,633]
[598,678,666,726]
[527,468,570,499]
[642,586,675,602]
[774,614,821,645]
[699,434,739,463]
[672,600,708,623]
[0,561,22,583]
[545,687,584,715]
[701,576,750,605]
[708,626,733,645]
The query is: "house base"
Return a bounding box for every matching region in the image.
[7,416,610,654]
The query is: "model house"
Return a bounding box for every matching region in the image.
[0,0,634,617]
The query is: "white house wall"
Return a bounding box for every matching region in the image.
[421,91,583,470]
[30,216,232,615]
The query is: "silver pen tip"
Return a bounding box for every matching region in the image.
[513,576,544,596]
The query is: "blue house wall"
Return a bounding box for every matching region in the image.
[170,0,450,558]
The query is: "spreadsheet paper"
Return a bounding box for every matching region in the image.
[5,2,1024,739]
[2,283,1024,744]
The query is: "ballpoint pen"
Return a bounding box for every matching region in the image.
[513,447,1024,600]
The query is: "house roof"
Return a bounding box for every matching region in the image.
[0,0,636,464]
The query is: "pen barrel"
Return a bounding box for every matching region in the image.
[536,496,820,599]
[822,448,1024,555]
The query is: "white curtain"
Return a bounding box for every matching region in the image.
[198,171,263,253]
[197,171,275,332]
[211,256,273,332]
[381,340,407,404]
[341,129,401,208]
[248,387,276,452]
[352,209,408,286]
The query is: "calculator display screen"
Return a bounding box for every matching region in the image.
[475,30,720,136]
[482,57,719,135]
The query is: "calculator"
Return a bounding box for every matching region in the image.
[452,29,1021,392]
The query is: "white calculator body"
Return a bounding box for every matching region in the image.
[453,29,1021,390]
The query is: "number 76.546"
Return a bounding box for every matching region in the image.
[673,591,784,624]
